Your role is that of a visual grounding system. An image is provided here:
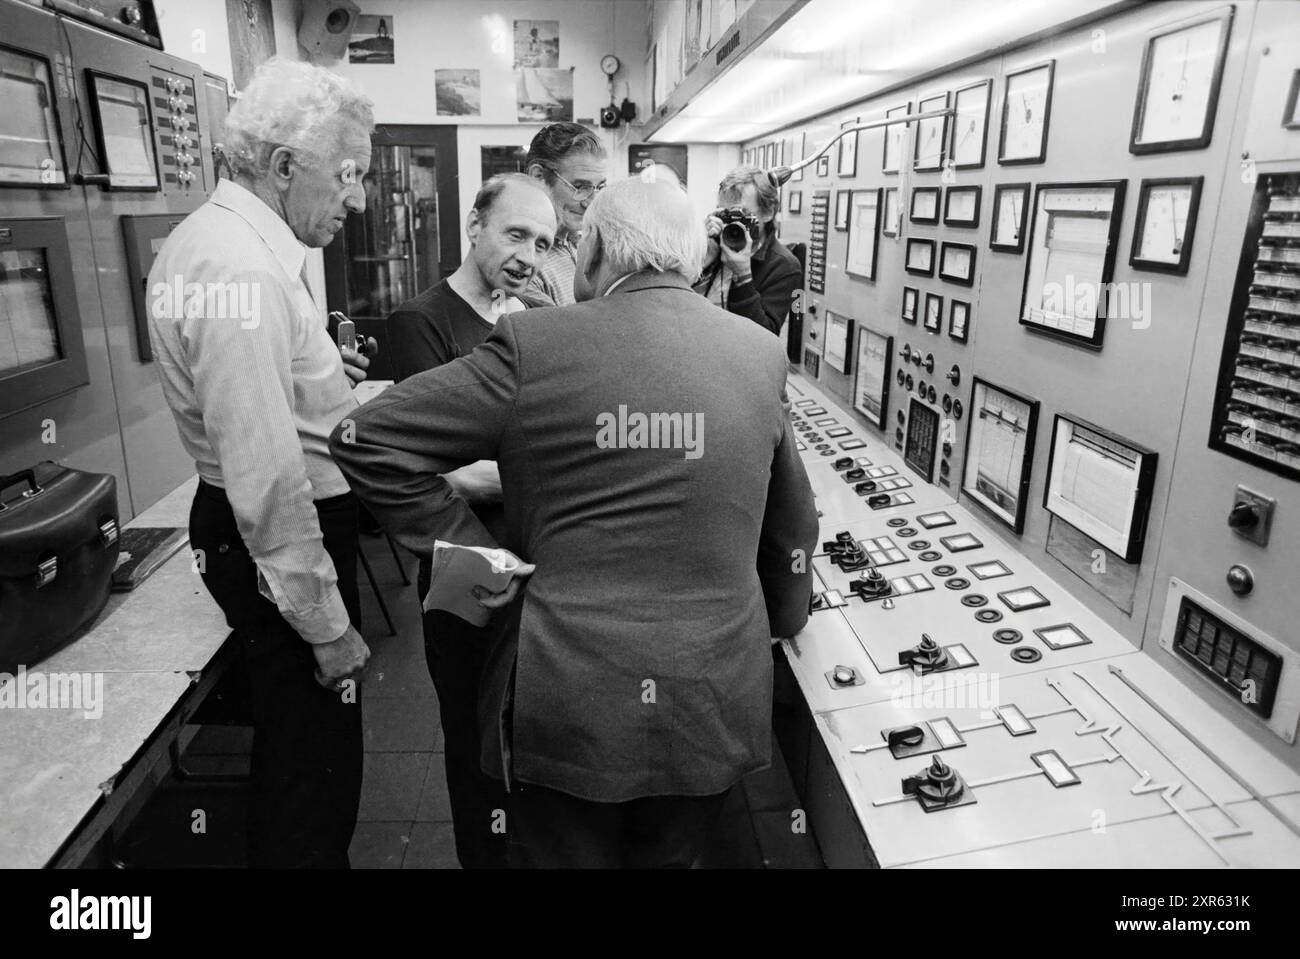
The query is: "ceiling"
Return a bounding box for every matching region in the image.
[649,0,1128,143]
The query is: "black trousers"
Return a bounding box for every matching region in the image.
[419,558,511,869]
[190,480,364,869]
[507,781,731,869]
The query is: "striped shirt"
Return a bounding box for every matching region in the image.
[528,232,579,306]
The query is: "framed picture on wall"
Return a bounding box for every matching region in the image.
[950,78,992,169]
[990,182,1030,252]
[882,102,911,174]
[834,189,851,230]
[1019,180,1126,348]
[1129,6,1233,154]
[1129,176,1203,274]
[998,60,1055,165]
[853,326,893,427]
[949,299,971,342]
[910,186,940,224]
[943,185,981,227]
[924,292,943,333]
[914,91,949,172]
[902,286,918,323]
[845,189,881,281]
[788,190,803,214]
[962,377,1040,534]
[882,187,900,237]
[905,237,935,276]
[939,242,976,285]
[838,117,859,177]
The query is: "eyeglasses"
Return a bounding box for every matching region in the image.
[550,169,606,201]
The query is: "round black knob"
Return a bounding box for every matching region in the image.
[901,344,913,362]
[953,399,964,420]
[924,353,935,373]
[1228,503,1259,529]
[946,364,960,386]
[1227,564,1254,596]
[912,351,922,367]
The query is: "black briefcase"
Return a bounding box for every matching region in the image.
[0,462,120,672]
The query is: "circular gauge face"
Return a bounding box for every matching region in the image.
[601,54,621,76]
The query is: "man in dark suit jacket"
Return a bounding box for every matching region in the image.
[330,176,818,868]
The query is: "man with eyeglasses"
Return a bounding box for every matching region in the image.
[524,122,608,306]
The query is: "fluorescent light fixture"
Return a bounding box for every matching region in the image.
[647,0,1123,143]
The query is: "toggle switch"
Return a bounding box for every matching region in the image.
[899,633,950,672]
[902,755,975,811]
[852,567,890,598]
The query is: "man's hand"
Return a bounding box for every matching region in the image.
[703,213,724,269]
[445,460,503,505]
[313,623,370,690]
[719,229,754,282]
[472,553,536,610]
[342,336,380,387]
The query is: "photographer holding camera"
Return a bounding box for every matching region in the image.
[694,166,802,337]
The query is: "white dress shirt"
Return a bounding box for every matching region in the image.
[148,179,358,645]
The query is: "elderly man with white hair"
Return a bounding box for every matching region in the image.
[331,175,819,868]
[148,57,374,868]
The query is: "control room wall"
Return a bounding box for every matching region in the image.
[752,0,1291,692]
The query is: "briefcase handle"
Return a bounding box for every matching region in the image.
[0,468,43,509]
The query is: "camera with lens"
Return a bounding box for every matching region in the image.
[714,206,762,253]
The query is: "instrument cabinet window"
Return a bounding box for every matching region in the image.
[0,45,68,188]
[87,70,160,191]
[0,218,89,417]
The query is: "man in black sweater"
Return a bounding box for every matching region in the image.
[384,173,556,868]
[694,166,802,337]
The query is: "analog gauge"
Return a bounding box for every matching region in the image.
[999,62,1054,164]
[1131,11,1231,152]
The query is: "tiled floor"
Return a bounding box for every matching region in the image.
[185,531,823,869]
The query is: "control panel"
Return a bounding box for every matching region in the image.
[784,373,1300,868]
[151,67,204,194]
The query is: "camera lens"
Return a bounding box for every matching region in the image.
[720,221,749,252]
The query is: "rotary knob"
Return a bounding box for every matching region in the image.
[923,353,935,373]
[946,364,960,386]
[900,344,913,363]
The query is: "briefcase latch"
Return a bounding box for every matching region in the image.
[35,556,58,588]
[100,518,119,547]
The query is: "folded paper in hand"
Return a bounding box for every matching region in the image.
[422,540,520,626]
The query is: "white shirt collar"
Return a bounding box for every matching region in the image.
[210,179,308,281]
[604,272,638,296]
